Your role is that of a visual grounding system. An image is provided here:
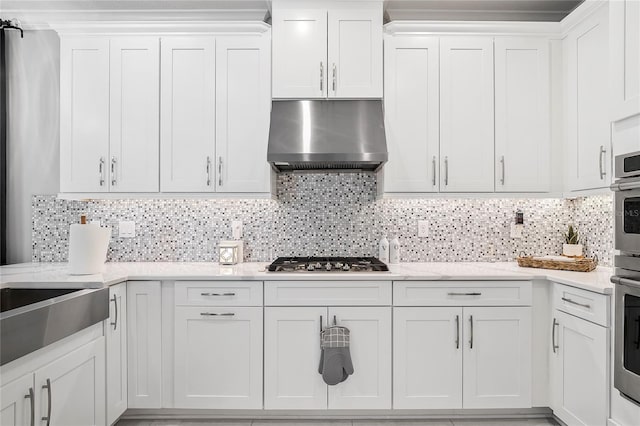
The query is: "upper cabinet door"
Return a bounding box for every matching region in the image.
[384,36,439,192]
[494,37,550,192]
[215,36,271,193]
[272,9,327,99]
[610,0,640,121]
[327,8,383,98]
[110,37,160,193]
[160,37,216,192]
[566,7,610,191]
[60,37,110,193]
[440,37,495,192]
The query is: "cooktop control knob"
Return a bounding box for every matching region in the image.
[325,262,332,271]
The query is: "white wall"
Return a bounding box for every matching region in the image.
[6,29,60,263]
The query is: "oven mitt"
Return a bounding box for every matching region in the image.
[318,326,354,386]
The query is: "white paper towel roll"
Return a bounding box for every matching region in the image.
[68,224,111,275]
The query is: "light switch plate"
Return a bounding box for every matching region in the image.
[418,220,429,238]
[231,220,243,239]
[510,224,523,239]
[118,221,135,238]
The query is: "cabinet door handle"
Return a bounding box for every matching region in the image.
[500,155,505,185]
[110,294,118,330]
[320,62,324,92]
[332,63,337,92]
[99,157,105,186]
[552,317,559,353]
[455,314,460,349]
[41,378,51,426]
[218,157,223,187]
[320,315,323,332]
[200,312,235,317]
[24,387,34,426]
[432,156,437,186]
[561,297,591,309]
[444,156,449,186]
[111,157,117,186]
[599,145,606,180]
[469,315,474,349]
[206,156,212,186]
[448,292,482,296]
[200,292,236,296]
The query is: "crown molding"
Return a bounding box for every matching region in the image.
[560,0,607,37]
[384,20,562,37]
[46,20,271,35]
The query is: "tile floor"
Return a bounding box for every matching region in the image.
[116,418,559,426]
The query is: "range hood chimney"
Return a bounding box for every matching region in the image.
[267,100,388,172]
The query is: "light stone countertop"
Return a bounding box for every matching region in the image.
[0,261,615,294]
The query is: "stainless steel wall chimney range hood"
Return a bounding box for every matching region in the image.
[267,100,388,172]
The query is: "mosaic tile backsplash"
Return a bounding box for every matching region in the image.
[32,173,614,265]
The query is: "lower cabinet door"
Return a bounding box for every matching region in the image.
[0,374,34,426]
[106,283,127,425]
[264,307,327,409]
[174,306,263,408]
[463,307,532,408]
[551,310,609,426]
[393,307,463,409]
[34,337,106,426]
[327,307,392,409]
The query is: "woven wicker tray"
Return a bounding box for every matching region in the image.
[516,255,598,272]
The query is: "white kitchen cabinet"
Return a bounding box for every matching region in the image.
[566,6,611,191]
[106,283,127,425]
[327,307,391,409]
[440,37,495,192]
[272,8,327,98]
[393,307,462,409]
[174,306,263,409]
[463,307,532,409]
[160,37,216,192]
[264,307,327,410]
[383,36,439,192]
[109,37,160,192]
[60,37,110,193]
[34,337,106,426]
[327,8,383,98]
[0,374,33,426]
[271,1,382,99]
[215,36,271,193]
[550,310,609,426]
[494,37,550,192]
[610,0,640,121]
[127,281,162,408]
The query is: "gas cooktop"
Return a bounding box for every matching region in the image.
[267,257,389,272]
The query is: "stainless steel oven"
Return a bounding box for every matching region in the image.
[612,151,640,254]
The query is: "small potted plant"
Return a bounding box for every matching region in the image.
[563,225,583,257]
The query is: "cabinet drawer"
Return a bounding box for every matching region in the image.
[393,281,532,306]
[175,281,263,306]
[264,281,392,306]
[553,283,609,326]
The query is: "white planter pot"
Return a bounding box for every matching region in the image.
[562,243,583,257]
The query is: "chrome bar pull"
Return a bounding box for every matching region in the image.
[320,62,324,92]
[432,156,437,186]
[552,318,559,353]
[448,292,482,296]
[500,155,505,185]
[599,145,606,180]
[110,294,118,330]
[25,387,34,426]
[218,157,223,187]
[455,315,460,349]
[200,312,235,317]
[111,157,117,186]
[320,315,323,332]
[41,378,51,426]
[99,157,105,186]
[444,156,449,186]
[206,156,212,186]
[561,297,591,309]
[469,315,474,349]
[200,292,236,297]
[332,63,337,92]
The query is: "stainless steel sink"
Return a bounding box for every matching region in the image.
[0,286,108,365]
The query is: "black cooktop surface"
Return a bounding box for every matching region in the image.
[267,256,389,272]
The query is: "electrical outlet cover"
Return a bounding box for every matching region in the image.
[510,223,523,239]
[231,220,243,239]
[118,221,136,238]
[418,220,429,238]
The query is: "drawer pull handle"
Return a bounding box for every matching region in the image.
[448,292,482,296]
[455,314,460,349]
[561,297,591,309]
[469,315,474,349]
[552,317,559,353]
[200,312,235,317]
[201,292,236,296]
